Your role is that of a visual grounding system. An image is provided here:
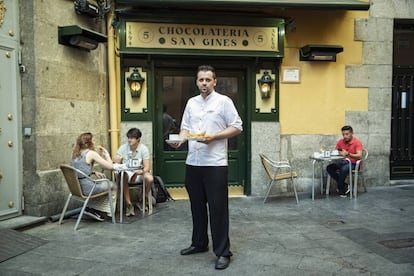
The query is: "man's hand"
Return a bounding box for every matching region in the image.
[168,130,188,149]
[198,126,241,144]
[198,135,214,144]
[340,150,349,157]
[168,140,186,149]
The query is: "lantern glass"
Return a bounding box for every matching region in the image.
[127,68,145,98]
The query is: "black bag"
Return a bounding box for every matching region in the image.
[152,176,174,203]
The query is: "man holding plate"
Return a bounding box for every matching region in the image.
[171,65,242,270]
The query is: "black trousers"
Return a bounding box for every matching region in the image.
[185,165,232,257]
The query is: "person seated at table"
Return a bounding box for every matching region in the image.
[71,132,117,221]
[113,128,154,216]
[326,125,363,197]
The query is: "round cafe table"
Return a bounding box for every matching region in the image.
[309,154,352,200]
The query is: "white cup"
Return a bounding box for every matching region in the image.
[169,134,180,140]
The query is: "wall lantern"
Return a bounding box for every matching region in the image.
[58,25,107,51]
[299,44,343,62]
[257,71,274,99]
[127,68,145,98]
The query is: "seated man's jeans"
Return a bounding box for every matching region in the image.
[326,160,356,192]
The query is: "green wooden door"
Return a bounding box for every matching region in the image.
[154,66,247,190]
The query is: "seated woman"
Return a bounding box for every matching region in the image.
[71,132,117,221]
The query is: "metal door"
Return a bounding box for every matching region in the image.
[154,65,247,191]
[0,0,22,219]
[391,20,414,179]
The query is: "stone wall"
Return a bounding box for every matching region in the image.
[20,0,109,216]
[350,0,414,187]
[253,0,414,199]
[18,0,414,214]
[251,122,280,196]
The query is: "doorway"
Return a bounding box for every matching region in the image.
[153,62,248,192]
[391,19,414,179]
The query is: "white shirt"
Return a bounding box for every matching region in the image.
[116,143,150,166]
[181,91,243,166]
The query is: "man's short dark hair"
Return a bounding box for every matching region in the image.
[197,65,216,79]
[127,128,142,139]
[341,125,353,132]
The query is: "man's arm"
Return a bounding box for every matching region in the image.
[342,140,363,160]
[203,126,241,144]
[179,129,189,141]
[113,144,124,164]
[142,159,151,174]
[347,150,363,160]
[214,126,241,139]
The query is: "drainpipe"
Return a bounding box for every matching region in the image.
[107,10,120,157]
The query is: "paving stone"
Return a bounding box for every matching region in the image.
[0,185,413,275]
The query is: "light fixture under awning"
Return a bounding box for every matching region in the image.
[58,25,107,51]
[299,44,344,62]
[115,0,370,11]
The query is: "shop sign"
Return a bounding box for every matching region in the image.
[125,22,279,52]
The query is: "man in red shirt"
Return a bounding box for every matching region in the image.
[327,125,364,197]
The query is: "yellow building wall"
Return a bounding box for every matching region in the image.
[280,10,369,135]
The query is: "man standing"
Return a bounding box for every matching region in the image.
[176,65,242,270]
[327,125,363,197]
[114,128,154,216]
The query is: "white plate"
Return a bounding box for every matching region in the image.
[165,139,181,145]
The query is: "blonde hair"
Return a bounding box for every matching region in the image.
[72,132,95,159]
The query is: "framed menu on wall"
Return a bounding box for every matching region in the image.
[281,67,300,83]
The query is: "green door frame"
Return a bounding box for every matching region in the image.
[120,55,282,196]
[153,61,250,193]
